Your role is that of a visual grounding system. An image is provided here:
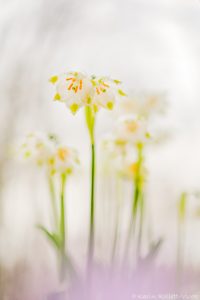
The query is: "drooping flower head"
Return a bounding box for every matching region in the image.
[116,115,150,145]
[17,132,79,176]
[48,144,79,176]
[18,132,55,166]
[50,71,126,114]
[102,134,146,180]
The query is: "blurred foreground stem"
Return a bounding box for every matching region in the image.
[177,192,187,283]
[123,143,144,264]
[111,176,121,264]
[60,173,67,281]
[48,175,58,229]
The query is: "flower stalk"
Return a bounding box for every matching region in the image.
[177,192,187,284]
[48,175,58,229]
[60,173,67,280]
[85,107,96,265]
[123,143,144,263]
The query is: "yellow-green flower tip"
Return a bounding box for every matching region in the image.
[70,103,79,114]
[118,89,126,96]
[145,132,151,139]
[49,76,58,84]
[107,102,114,110]
[54,93,61,101]
[93,104,99,113]
[86,97,92,104]
[24,151,31,158]
[114,79,121,84]
[50,169,56,176]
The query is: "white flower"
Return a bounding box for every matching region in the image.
[89,76,125,111]
[48,145,79,176]
[17,132,79,176]
[50,72,126,114]
[50,72,92,114]
[116,115,150,145]
[102,135,146,180]
[18,132,55,166]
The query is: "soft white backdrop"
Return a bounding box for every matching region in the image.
[0,0,200,274]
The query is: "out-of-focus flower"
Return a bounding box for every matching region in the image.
[116,115,150,145]
[50,72,125,114]
[101,115,149,180]
[48,145,79,176]
[102,134,147,180]
[17,132,79,176]
[116,93,167,119]
[17,132,55,166]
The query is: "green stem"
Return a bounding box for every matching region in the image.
[85,106,96,266]
[122,181,139,264]
[111,176,121,264]
[136,194,144,261]
[122,143,144,265]
[48,175,58,230]
[60,173,67,280]
[88,142,95,264]
[135,143,144,261]
[177,192,187,284]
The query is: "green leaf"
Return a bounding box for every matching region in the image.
[37,225,61,249]
[142,238,163,263]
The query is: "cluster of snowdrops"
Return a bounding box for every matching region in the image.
[17,71,167,282]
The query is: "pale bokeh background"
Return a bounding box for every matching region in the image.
[0,0,200,283]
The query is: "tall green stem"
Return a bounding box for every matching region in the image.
[136,194,144,260]
[88,142,95,262]
[122,143,144,264]
[111,176,121,264]
[177,192,187,284]
[135,143,144,261]
[85,107,96,265]
[60,173,67,280]
[48,175,58,229]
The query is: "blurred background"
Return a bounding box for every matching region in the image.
[0,0,200,297]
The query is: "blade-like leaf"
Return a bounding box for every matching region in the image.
[37,225,61,250]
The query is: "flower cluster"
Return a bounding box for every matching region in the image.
[102,91,167,180]
[50,71,126,114]
[102,115,149,180]
[18,132,79,176]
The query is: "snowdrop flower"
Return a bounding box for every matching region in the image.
[102,132,128,157]
[18,132,55,166]
[50,72,125,114]
[116,115,150,145]
[48,145,79,176]
[50,72,92,114]
[89,75,125,111]
[102,136,146,180]
[18,132,79,176]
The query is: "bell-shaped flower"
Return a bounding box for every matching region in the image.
[17,132,55,166]
[50,72,126,114]
[116,114,150,145]
[48,145,79,176]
